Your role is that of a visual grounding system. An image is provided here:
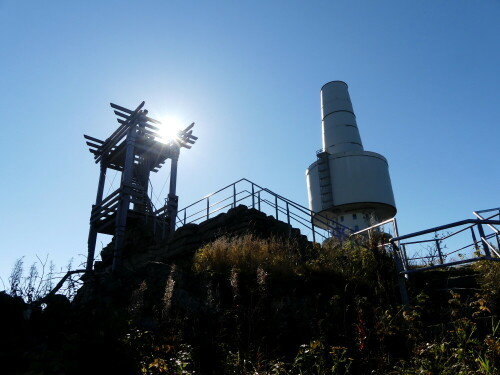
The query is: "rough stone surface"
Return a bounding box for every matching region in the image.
[94,205,310,272]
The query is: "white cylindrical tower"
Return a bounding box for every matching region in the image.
[306,81,396,233]
[321,81,363,154]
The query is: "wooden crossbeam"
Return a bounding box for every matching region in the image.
[93,123,128,162]
[94,126,129,163]
[84,134,104,144]
[138,127,159,138]
[139,121,160,132]
[91,201,120,222]
[94,101,146,163]
[183,122,195,133]
[92,188,121,210]
[175,140,191,149]
[107,164,124,172]
[143,114,161,125]
[110,102,140,115]
[114,110,129,119]
[117,118,160,132]
[86,141,102,149]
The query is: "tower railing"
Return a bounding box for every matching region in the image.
[173,178,352,243]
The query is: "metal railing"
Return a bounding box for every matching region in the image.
[390,217,500,274]
[349,218,405,267]
[173,178,353,242]
[473,207,500,237]
[386,213,500,310]
[349,217,400,244]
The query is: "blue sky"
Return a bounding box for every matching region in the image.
[1,0,499,286]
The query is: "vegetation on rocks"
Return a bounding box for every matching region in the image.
[1,229,499,374]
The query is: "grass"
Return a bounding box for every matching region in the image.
[193,234,303,277]
[3,233,499,374]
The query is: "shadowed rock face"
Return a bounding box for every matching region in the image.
[94,205,310,272]
[71,204,315,329]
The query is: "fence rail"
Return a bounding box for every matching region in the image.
[173,178,352,242]
[390,217,500,272]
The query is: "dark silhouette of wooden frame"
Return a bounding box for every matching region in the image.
[84,102,197,272]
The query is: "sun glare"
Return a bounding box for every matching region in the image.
[157,115,183,144]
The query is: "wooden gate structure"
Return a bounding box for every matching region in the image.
[84,101,197,272]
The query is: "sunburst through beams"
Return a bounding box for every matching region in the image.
[156,115,184,144]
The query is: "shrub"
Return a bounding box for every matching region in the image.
[473,260,500,310]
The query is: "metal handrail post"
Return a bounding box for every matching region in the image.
[401,244,409,274]
[311,215,316,243]
[286,202,290,225]
[392,218,400,239]
[233,183,237,208]
[258,191,261,211]
[251,184,255,208]
[207,197,210,219]
[435,239,444,265]
[392,243,410,310]
[183,210,187,225]
[471,226,479,253]
[478,223,491,258]
[275,195,278,220]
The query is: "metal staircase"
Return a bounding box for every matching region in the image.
[171,178,352,243]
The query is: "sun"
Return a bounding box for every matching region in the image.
[156,115,183,144]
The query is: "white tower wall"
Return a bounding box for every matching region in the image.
[321,81,363,154]
[306,81,396,232]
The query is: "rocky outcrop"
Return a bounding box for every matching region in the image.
[94,205,310,272]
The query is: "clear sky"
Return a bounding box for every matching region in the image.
[1,0,499,287]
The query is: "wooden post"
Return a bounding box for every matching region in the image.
[86,162,107,272]
[166,146,180,234]
[113,126,137,272]
[133,155,151,213]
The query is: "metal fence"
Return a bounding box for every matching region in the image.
[174,178,352,243]
[349,211,500,309]
[390,213,500,274]
[349,217,401,254]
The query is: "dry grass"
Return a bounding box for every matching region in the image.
[192,234,303,277]
[309,239,384,281]
[192,234,395,291]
